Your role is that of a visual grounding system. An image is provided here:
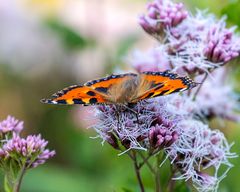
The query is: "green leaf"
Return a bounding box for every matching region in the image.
[45,19,92,50]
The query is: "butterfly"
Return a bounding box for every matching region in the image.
[41,70,197,106]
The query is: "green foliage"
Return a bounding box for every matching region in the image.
[177,0,229,15]
[222,0,240,28]
[45,19,92,50]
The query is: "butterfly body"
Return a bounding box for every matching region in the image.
[41,71,197,105]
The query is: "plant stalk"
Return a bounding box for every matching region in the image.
[12,164,26,192]
[132,151,145,192]
[155,154,162,192]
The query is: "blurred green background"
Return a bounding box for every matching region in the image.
[0,0,240,191]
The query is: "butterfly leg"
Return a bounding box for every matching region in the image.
[115,105,121,131]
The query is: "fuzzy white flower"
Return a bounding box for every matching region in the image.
[166,119,236,192]
[90,93,196,151]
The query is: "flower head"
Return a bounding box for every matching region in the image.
[138,6,240,75]
[91,94,194,151]
[2,134,55,168]
[166,119,236,192]
[165,11,240,74]
[139,0,188,38]
[0,116,23,135]
[204,18,240,63]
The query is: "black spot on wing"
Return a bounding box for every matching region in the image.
[89,98,98,104]
[86,91,96,96]
[95,87,108,93]
[73,99,86,104]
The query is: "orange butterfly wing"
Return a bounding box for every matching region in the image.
[131,71,196,103]
[41,73,137,105]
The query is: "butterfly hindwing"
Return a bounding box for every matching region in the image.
[131,71,196,102]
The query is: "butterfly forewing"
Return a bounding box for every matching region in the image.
[41,85,108,105]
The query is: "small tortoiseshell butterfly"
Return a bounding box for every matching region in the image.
[41,71,197,105]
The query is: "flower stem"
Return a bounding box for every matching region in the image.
[13,164,26,192]
[155,154,162,192]
[132,151,145,192]
[167,167,177,192]
[193,70,212,100]
[138,152,156,174]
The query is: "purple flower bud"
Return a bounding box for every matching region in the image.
[149,125,178,149]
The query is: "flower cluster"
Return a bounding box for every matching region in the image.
[1,134,55,168]
[166,120,236,191]
[165,14,240,74]
[138,0,240,75]
[0,116,55,168]
[0,116,55,191]
[0,115,23,135]
[92,95,193,152]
